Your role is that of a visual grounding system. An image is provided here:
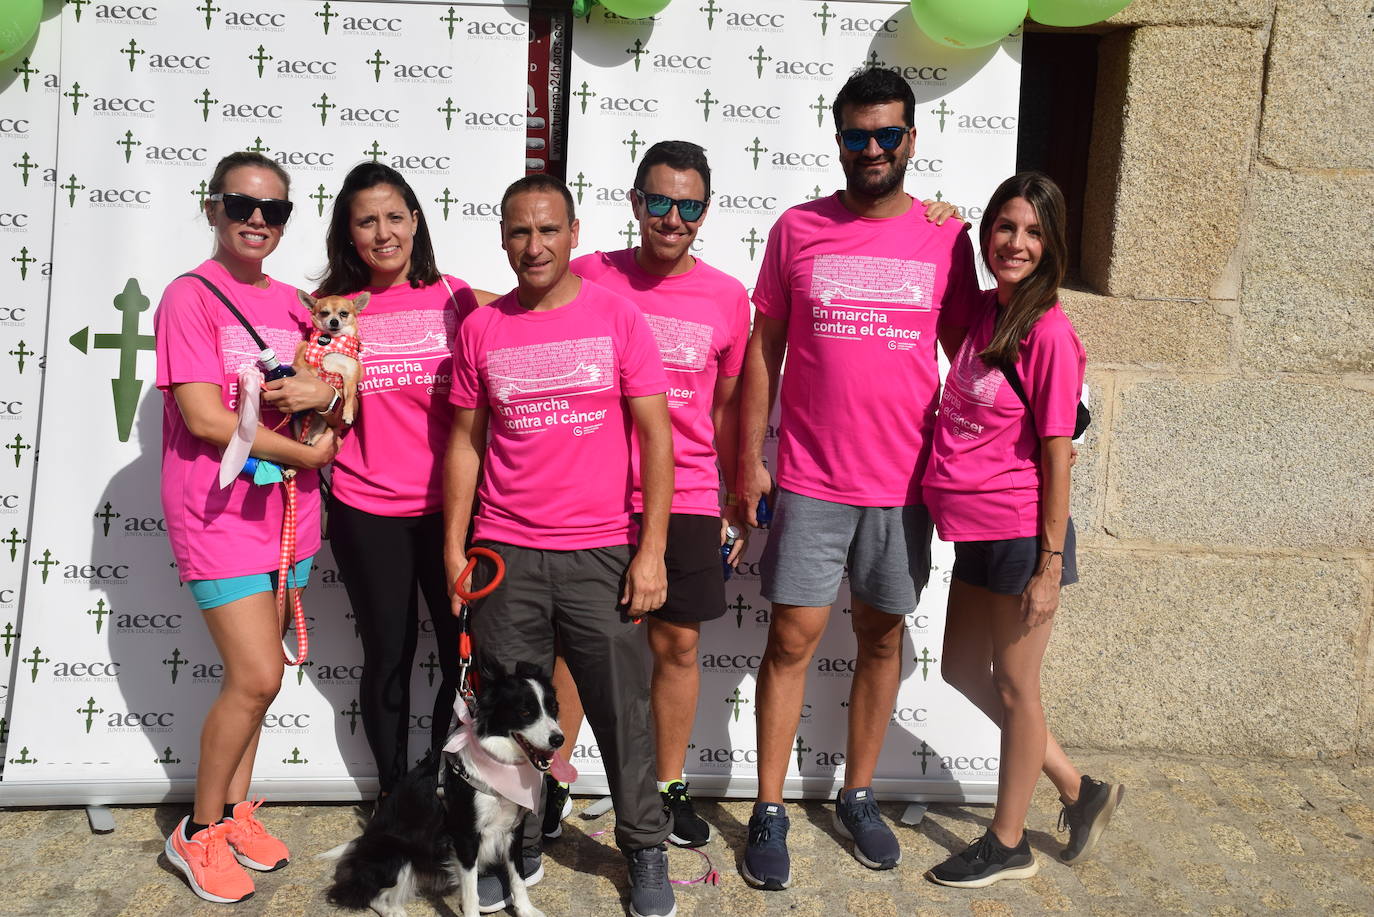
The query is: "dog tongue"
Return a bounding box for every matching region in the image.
[549,753,578,785]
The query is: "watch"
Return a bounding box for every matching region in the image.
[317,390,341,416]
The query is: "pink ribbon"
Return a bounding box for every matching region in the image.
[219,368,262,489]
[441,701,545,811]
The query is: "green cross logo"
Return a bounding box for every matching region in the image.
[435,188,458,220]
[13,153,37,187]
[809,94,828,128]
[10,340,33,374]
[116,130,140,163]
[309,184,333,217]
[250,45,272,78]
[67,278,155,442]
[437,98,459,130]
[915,740,937,774]
[727,594,750,628]
[194,89,219,122]
[440,6,463,39]
[87,598,112,634]
[814,2,835,35]
[282,747,308,764]
[695,89,717,122]
[340,699,363,734]
[699,0,721,29]
[6,433,31,467]
[60,174,85,207]
[246,137,269,155]
[9,746,36,765]
[725,687,749,722]
[312,92,336,126]
[23,645,48,681]
[295,658,314,686]
[190,180,211,208]
[913,647,938,681]
[1,622,20,657]
[94,501,120,536]
[864,50,885,70]
[154,746,181,764]
[568,173,591,206]
[12,246,36,280]
[623,130,644,162]
[366,49,390,82]
[12,58,37,92]
[67,0,91,21]
[740,227,764,260]
[626,38,648,71]
[618,221,638,248]
[77,697,104,733]
[195,0,220,29]
[315,1,338,34]
[31,549,57,583]
[931,190,945,202]
[572,82,596,115]
[363,140,387,163]
[806,185,825,201]
[3,527,25,562]
[794,735,811,772]
[420,651,440,687]
[121,38,145,72]
[163,648,187,684]
[745,137,767,170]
[931,101,953,133]
[64,82,89,116]
[749,46,772,79]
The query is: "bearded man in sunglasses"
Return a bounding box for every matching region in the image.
[736,67,976,890]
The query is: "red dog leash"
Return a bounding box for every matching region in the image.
[276,470,308,666]
[452,546,506,703]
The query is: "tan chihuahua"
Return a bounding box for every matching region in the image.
[294,291,368,445]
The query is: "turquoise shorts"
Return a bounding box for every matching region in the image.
[187,557,314,611]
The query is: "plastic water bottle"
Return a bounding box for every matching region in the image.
[258,348,295,381]
[755,493,773,526]
[721,525,740,581]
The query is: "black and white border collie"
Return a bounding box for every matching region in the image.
[325,661,574,917]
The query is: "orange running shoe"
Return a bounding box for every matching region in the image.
[165,817,255,903]
[223,798,290,871]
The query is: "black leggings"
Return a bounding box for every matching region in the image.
[327,498,459,793]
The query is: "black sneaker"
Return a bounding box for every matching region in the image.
[1058,775,1124,864]
[832,786,900,869]
[626,843,676,917]
[541,774,572,839]
[476,854,543,914]
[740,802,791,890]
[927,832,1038,888]
[661,781,713,847]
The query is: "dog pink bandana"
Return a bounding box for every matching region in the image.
[441,701,577,811]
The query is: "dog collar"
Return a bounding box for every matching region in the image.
[440,704,543,811]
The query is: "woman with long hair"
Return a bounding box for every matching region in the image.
[156,151,338,903]
[922,172,1123,887]
[314,162,485,799]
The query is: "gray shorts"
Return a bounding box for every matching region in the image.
[951,519,1080,595]
[759,488,933,615]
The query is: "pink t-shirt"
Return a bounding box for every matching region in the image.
[154,259,321,581]
[922,290,1086,541]
[752,193,977,506]
[330,276,478,516]
[449,279,669,549]
[571,250,749,517]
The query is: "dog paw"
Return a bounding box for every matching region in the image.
[514,908,546,917]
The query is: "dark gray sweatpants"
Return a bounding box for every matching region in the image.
[467,541,670,854]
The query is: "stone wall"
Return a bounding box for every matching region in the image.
[1041,0,1374,759]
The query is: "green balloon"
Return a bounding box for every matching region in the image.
[0,0,41,66]
[1029,0,1131,27]
[600,0,671,19]
[909,0,1027,50]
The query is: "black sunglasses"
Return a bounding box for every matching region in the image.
[838,126,910,152]
[209,192,294,226]
[633,189,709,223]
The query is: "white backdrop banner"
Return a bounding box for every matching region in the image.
[565,0,1021,801]
[0,0,529,804]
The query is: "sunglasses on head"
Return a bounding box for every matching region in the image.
[633,189,709,222]
[209,192,294,226]
[838,126,910,152]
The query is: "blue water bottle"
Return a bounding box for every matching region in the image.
[258,348,295,381]
[721,525,740,581]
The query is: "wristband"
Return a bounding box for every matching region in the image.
[317,390,341,416]
[724,492,740,506]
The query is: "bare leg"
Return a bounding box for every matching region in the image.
[646,618,702,782]
[550,650,582,758]
[843,600,904,790]
[754,604,831,803]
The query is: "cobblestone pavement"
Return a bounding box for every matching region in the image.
[1,752,1371,916]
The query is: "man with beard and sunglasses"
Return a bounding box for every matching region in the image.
[736,67,978,890]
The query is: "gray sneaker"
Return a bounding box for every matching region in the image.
[1058,775,1124,864]
[626,843,676,917]
[833,786,900,869]
[477,855,543,914]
